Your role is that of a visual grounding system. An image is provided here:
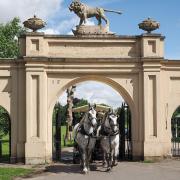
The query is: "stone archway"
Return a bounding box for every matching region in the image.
[47,75,139,163]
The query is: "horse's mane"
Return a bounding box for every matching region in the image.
[79,112,87,125]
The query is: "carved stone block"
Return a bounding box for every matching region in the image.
[72,25,115,36]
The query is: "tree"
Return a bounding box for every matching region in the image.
[73,98,88,124]
[52,103,67,126]
[0,17,25,58]
[0,107,10,139]
[73,98,88,108]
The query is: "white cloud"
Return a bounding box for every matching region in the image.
[0,0,63,23]
[56,17,79,34]
[42,28,59,35]
[84,19,95,26]
[59,81,124,109]
[43,17,96,35]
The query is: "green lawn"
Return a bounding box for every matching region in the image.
[0,135,10,162]
[53,126,74,148]
[0,127,74,161]
[2,135,9,156]
[0,167,34,180]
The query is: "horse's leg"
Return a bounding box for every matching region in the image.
[101,140,107,167]
[106,153,112,172]
[112,148,118,166]
[87,149,92,171]
[112,137,119,166]
[78,148,84,169]
[110,149,114,168]
[102,151,107,167]
[82,150,88,174]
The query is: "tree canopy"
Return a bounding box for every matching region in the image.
[0,17,25,58]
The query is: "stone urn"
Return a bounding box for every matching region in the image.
[138,18,160,33]
[23,15,46,32]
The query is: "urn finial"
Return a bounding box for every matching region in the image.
[23,15,46,32]
[138,18,160,33]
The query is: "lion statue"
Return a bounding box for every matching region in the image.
[69,0,122,27]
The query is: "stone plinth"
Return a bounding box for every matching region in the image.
[72,25,115,36]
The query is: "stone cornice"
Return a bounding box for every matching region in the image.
[20,32,165,40]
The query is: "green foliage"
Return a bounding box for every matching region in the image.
[0,17,25,58]
[52,98,89,126]
[52,102,67,126]
[2,135,10,157]
[73,98,88,124]
[52,126,74,148]
[73,98,88,108]
[0,107,10,139]
[172,106,180,119]
[0,167,33,180]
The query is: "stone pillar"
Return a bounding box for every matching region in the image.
[19,33,49,164]
[25,66,48,164]
[141,34,170,160]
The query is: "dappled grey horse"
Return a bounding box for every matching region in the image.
[98,109,119,171]
[73,104,97,174]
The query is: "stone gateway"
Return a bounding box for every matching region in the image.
[0,32,180,164]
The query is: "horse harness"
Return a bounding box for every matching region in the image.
[100,114,119,156]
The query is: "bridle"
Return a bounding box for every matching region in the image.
[104,113,119,136]
[87,108,97,128]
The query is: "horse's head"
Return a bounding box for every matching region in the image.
[87,104,97,127]
[105,109,119,134]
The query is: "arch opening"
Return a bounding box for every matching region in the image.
[171,106,180,157]
[0,105,11,163]
[51,80,134,162]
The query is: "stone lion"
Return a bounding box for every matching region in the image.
[69,0,122,26]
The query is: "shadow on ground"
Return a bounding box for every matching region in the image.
[45,164,81,174]
[45,162,107,174]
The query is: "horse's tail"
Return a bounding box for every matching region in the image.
[104,9,122,15]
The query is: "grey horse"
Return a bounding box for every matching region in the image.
[98,109,119,171]
[73,104,97,174]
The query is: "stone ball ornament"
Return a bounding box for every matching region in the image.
[23,15,46,32]
[138,18,160,33]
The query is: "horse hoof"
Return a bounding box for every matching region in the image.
[106,167,111,172]
[112,162,118,167]
[103,162,107,167]
[82,169,88,174]
[82,171,88,175]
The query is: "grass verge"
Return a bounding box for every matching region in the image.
[0,167,34,180]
